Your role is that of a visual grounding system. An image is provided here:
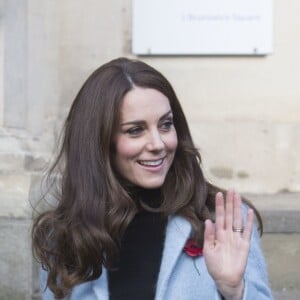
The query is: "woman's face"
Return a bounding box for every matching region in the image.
[113,87,178,189]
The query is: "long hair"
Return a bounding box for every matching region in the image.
[32,57,262,299]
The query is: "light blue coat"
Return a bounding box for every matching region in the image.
[41,215,273,300]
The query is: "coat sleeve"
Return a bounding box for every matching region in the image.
[242,216,274,299]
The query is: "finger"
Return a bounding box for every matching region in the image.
[233,192,243,232]
[225,189,234,230]
[204,219,216,250]
[215,192,225,234]
[242,208,254,241]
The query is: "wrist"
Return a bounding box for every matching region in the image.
[217,279,245,300]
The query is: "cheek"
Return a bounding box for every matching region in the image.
[166,132,178,152]
[115,137,141,160]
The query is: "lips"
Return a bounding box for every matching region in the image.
[138,158,164,167]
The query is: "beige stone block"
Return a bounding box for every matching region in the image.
[190,121,299,194]
[262,234,300,295]
[58,0,129,114]
[0,152,25,171]
[0,131,23,152]
[0,6,3,128]
[247,193,300,233]
[0,173,31,217]
[0,128,53,171]
[0,218,33,300]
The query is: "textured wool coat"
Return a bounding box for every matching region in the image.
[41,214,273,300]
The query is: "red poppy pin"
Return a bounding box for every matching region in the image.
[183,238,203,257]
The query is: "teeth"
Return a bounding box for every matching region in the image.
[139,159,163,167]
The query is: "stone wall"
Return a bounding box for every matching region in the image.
[0,1,59,299]
[0,0,299,299]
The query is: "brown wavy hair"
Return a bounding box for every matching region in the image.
[32,57,262,299]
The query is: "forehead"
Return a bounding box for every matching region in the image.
[119,87,171,121]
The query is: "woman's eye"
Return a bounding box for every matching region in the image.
[160,120,174,131]
[127,127,143,136]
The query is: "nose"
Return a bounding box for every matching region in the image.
[145,130,164,152]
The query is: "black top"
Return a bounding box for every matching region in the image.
[108,188,167,300]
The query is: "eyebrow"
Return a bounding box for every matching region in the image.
[120,110,173,126]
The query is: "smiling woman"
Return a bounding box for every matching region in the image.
[113,87,178,189]
[31,57,273,300]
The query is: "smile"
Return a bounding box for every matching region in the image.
[138,158,164,167]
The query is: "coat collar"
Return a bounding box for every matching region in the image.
[91,215,192,300]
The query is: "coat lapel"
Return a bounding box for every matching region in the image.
[155,215,192,300]
[91,216,192,300]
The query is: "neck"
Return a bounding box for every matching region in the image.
[127,186,162,209]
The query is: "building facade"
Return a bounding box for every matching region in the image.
[0,1,300,299]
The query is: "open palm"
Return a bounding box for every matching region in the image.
[203,189,254,299]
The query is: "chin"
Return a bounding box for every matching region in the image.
[137,179,165,189]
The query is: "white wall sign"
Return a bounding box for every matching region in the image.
[132,0,273,55]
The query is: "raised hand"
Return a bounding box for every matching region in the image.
[203,189,254,300]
